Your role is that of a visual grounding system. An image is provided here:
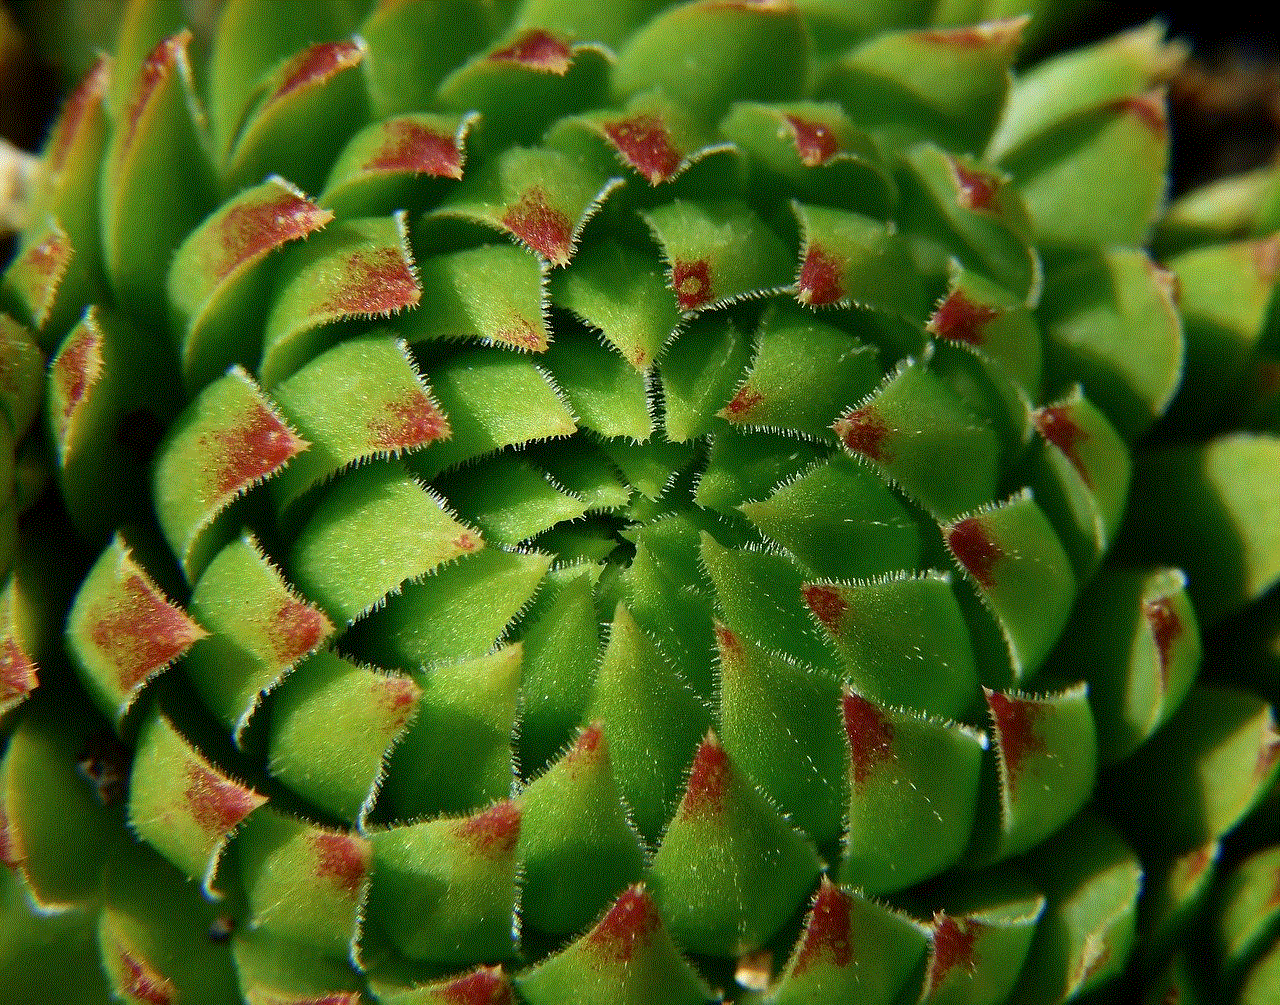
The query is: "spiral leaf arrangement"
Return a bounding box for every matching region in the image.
[1,2,1279,1003]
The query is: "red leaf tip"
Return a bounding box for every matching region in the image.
[786,115,839,166]
[489,29,573,75]
[946,516,1003,590]
[1033,404,1091,487]
[841,689,894,785]
[586,886,663,963]
[603,114,682,184]
[802,584,848,634]
[311,830,370,897]
[457,801,522,858]
[791,879,854,974]
[927,289,1000,347]
[796,245,844,306]
[681,733,731,818]
[502,186,574,266]
[985,689,1046,789]
[672,258,712,311]
[833,405,890,463]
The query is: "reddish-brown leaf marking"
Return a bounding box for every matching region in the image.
[0,800,23,868]
[563,722,605,773]
[713,622,745,662]
[833,406,890,463]
[841,690,894,786]
[207,401,304,498]
[786,115,839,166]
[457,800,522,858]
[803,585,849,634]
[586,886,662,964]
[120,33,189,160]
[210,191,331,284]
[1255,724,1280,782]
[182,760,262,834]
[681,735,731,819]
[46,56,109,175]
[1253,236,1280,285]
[51,322,101,433]
[603,114,682,183]
[324,246,421,317]
[1143,597,1182,688]
[376,673,421,721]
[496,317,548,352]
[919,18,1024,49]
[1113,92,1167,135]
[118,949,175,1005]
[270,597,331,666]
[791,879,854,974]
[17,226,73,326]
[434,967,514,1005]
[927,914,977,989]
[363,119,465,178]
[723,386,765,420]
[0,636,37,705]
[272,40,363,103]
[926,290,999,347]
[489,29,573,75]
[986,690,1046,791]
[88,573,202,692]
[946,157,1001,211]
[672,258,713,311]
[947,517,1003,590]
[311,830,370,898]
[796,245,844,306]
[368,392,450,451]
[453,531,482,553]
[1034,405,1092,487]
[502,186,573,266]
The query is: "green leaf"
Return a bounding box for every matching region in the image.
[378,646,522,821]
[1214,846,1280,980]
[942,491,1076,678]
[834,360,1000,521]
[714,622,846,844]
[167,177,332,391]
[1125,434,1280,624]
[793,201,923,317]
[182,534,333,739]
[366,801,522,965]
[286,461,482,626]
[517,723,647,935]
[659,315,752,441]
[265,650,421,824]
[66,535,205,725]
[839,689,984,892]
[773,878,928,1005]
[515,885,712,1005]
[231,930,366,1005]
[540,328,653,439]
[584,604,710,840]
[128,710,265,892]
[235,808,370,959]
[648,733,820,956]
[803,572,978,721]
[568,90,718,186]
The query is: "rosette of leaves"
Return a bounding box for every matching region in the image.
[1,2,1279,1004]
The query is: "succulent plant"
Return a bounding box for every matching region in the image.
[2,1,1279,1003]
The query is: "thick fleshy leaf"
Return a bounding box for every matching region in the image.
[400,242,551,353]
[1017,813,1143,1003]
[378,646,521,821]
[375,966,515,1005]
[793,202,924,316]
[182,534,333,738]
[265,650,421,823]
[1126,434,1280,624]
[975,685,1097,863]
[1,217,77,335]
[100,32,215,324]
[1038,248,1181,441]
[942,491,1076,678]
[834,360,1000,521]
[659,315,753,441]
[436,455,588,545]
[515,885,712,1005]
[261,213,421,387]
[773,879,928,1005]
[1214,845,1280,981]
[235,808,369,959]
[0,315,43,442]
[1105,684,1279,854]
[839,689,984,892]
[286,461,482,626]
[231,931,366,1005]
[221,39,369,196]
[644,200,793,314]
[66,535,205,724]
[714,622,846,843]
[584,604,710,839]
[366,801,522,965]
[612,0,809,118]
[823,19,1025,153]
[804,572,978,721]
[152,367,307,581]
[648,733,820,957]
[517,723,647,935]
[168,177,332,390]
[128,710,266,891]
[0,573,39,716]
[270,334,450,510]
[719,304,881,438]
[570,90,718,186]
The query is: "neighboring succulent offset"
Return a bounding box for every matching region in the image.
[2,1,1279,1003]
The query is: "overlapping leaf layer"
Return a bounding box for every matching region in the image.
[2,2,1279,1003]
